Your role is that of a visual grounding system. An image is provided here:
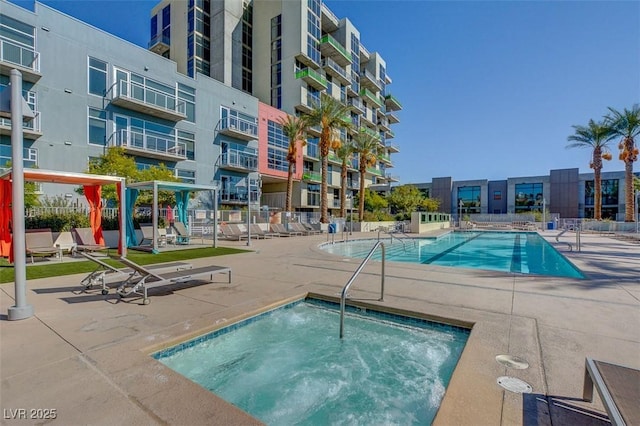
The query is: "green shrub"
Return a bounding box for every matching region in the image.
[25,212,90,232]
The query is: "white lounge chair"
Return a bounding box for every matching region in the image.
[114,256,232,305]
[25,229,61,264]
[72,227,108,253]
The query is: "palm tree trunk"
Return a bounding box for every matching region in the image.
[286,163,294,213]
[359,164,366,221]
[594,166,602,220]
[625,158,634,222]
[340,164,347,218]
[320,155,328,223]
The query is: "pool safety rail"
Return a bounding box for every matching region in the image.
[339,241,386,339]
[378,228,416,251]
[555,226,582,252]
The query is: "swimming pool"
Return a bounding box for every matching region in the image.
[154,299,469,425]
[321,231,584,279]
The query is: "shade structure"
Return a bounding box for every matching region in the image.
[127,181,218,253]
[0,168,127,260]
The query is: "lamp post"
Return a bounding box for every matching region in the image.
[348,192,354,235]
[212,181,220,248]
[542,198,546,232]
[246,177,252,246]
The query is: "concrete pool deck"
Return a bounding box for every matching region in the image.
[1,230,638,425]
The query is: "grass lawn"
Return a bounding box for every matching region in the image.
[0,247,249,284]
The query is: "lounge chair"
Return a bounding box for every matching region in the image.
[113,255,232,305]
[72,227,108,253]
[250,224,278,239]
[171,221,191,245]
[583,357,640,425]
[139,224,167,247]
[220,224,249,240]
[25,229,61,264]
[79,252,192,295]
[53,231,77,256]
[302,222,324,234]
[270,223,303,237]
[290,222,322,235]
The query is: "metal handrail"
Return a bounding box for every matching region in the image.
[339,241,385,339]
[555,228,573,251]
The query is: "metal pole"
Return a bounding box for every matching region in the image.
[213,188,218,248]
[542,198,546,231]
[246,179,251,246]
[8,69,33,320]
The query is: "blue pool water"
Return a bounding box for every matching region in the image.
[154,300,469,425]
[322,231,584,279]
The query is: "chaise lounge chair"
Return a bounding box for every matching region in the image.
[290,222,322,235]
[220,224,249,240]
[113,255,232,305]
[25,229,61,264]
[270,223,303,237]
[79,252,192,295]
[250,224,278,239]
[139,224,167,247]
[72,227,108,253]
[171,221,191,245]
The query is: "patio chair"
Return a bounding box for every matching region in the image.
[290,222,322,235]
[71,227,108,253]
[25,229,61,264]
[171,221,191,245]
[250,224,278,239]
[139,224,167,247]
[113,255,232,305]
[270,223,303,237]
[302,222,324,234]
[79,252,192,295]
[220,224,249,241]
[53,231,77,257]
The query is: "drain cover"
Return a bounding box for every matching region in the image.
[495,354,529,369]
[497,376,532,393]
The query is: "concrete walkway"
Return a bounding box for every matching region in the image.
[1,230,638,425]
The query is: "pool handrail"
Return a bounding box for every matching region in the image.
[339,241,385,339]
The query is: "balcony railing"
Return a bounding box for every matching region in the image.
[303,171,322,182]
[322,57,350,85]
[385,93,403,111]
[220,188,249,203]
[218,115,258,140]
[386,174,400,182]
[361,126,380,140]
[0,111,41,139]
[295,68,328,90]
[366,167,383,176]
[348,97,365,114]
[360,69,381,91]
[112,129,187,160]
[148,34,170,54]
[0,38,41,82]
[360,88,383,108]
[319,34,351,66]
[108,79,186,121]
[296,89,321,113]
[386,143,400,153]
[219,148,258,172]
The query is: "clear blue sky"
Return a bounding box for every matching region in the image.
[11,0,640,184]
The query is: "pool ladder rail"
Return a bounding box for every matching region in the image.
[377,228,416,251]
[339,241,385,339]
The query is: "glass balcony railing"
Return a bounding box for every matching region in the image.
[303,171,322,182]
[0,38,40,74]
[109,79,186,120]
[148,34,170,49]
[295,68,328,90]
[319,34,351,64]
[321,57,349,83]
[218,115,258,139]
[113,129,186,159]
[360,88,383,108]
[366,167,383,176]
[219,148,258,171]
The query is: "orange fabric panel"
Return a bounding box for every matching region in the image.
[0,180,12,259]
[83,185,105,246]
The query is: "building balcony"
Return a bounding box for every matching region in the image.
[302,171,322,183]
[359,45,370,62]
[0,111,42,140]
[379,153,392,165]
[360,110,376,128]
[304,144,319,159]
[385,128,395,139]
[377,104,387,117]
[295,90,321,114]
[366,167,383,177]
[347,71,359,97]
[360,88,383,108]
[219,149,258,172]
[322,57,350,86]
[320,4,340,32]
[386,143,400,153]
[295,52,321,70]
[348,97,365,115]
[217,115,258,141]
[307,124,322,137]
[377,117,391,132]
[108,80,186,122]
[220,188,250,204]
[111,129,187,161]
[385,93,403,111]
[0,39,41,83]
[319,34,351,67]
[386,174,400,182]
[387,111,400,124]
[295,68,328,91]
[148,34,170,55]
[361,126,381,140]
[360,69,381,92]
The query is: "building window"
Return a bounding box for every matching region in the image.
[584,179,619,219]
[178,83,196,123]
[178,130,195,161]
[493,191,502,201]
[514,183,543,212]
[176,169,196,184]
[88,108,107,146]
[458,186,481,214]
[150,15,158,40]
[241,0,253,94]
[162,5,171,34]
[0,143,36,168]
[306,138,319,158]
[88,57,107,96]
[307,183,320,206]
[270,14,282,108]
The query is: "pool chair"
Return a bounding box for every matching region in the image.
[139,224,167,247]
[583,357,640,425]
[220,224,249,240]
[290,222,322,235]
[250,224,279,239]
[270,223,303,237]
[25,229,61,264]
[171,221,191,245]
[71,227,108,254]
[78,252,192,295]
[53,231,77,257]
[113,255,232,305]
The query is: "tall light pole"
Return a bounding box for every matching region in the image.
[542,198,546,231]
[348,191,353,235]
[212,181,220,248]
[246,177,252,246]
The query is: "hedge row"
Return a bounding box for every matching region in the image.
[24,213,164,232]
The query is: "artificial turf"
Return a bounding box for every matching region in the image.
[0,247,249,284]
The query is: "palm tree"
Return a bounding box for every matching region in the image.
[567,119,614,220]
[605,104,640,222]
[304,93,352,223]
[277,115,308,213]
[334,140,355,218]
[351,127,382,221]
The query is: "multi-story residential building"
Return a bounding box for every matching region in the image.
[1,0,260,208]
[413,168,640,220]
[149,0,402,215]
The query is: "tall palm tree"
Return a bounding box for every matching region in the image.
[567,119,614,220]
[304,93,352,223]
[605,104,640,222]
[277,114,308,213]
[335,140,354,218]
[351,127,382,221]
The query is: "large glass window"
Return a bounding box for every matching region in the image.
[0,143,37,168]
[307,183,320,206]
[178,130,195,160]
[585,179,618,206]
[266,120,289,175]
[88,108,107,146]
[150,15,158,40]
[88,57,107,96]
[176,169,195,184]
[270,15,282,108]
[458,186,481,214]
[306,137,319,158]
[178,83,196,122]
[514,183,543,212]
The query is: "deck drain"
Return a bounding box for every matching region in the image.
[497,376,532,393]
[496,354,529,369]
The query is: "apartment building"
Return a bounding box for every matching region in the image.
[413,168,640,220]
[1,0,263,207]
[149,0,402,215]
